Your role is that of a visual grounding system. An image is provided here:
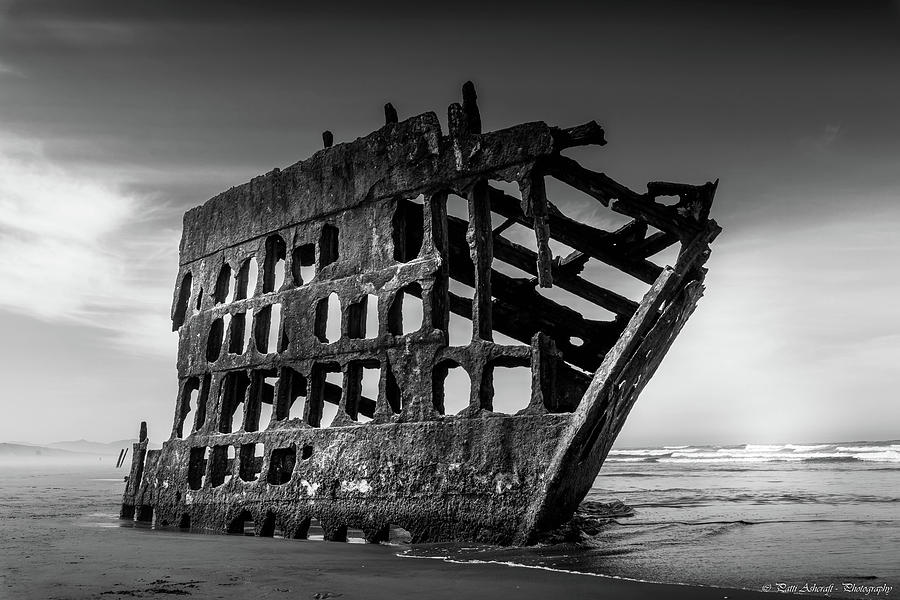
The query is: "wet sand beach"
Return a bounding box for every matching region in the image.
[0,462,807,600]
[2,516,793,600]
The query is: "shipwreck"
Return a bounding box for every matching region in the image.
[121,83,720,545]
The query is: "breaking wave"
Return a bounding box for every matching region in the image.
[607,441,900,464]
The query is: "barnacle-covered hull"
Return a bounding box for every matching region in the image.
[121,83,719,545]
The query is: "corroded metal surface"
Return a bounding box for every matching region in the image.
[121,83,720,545]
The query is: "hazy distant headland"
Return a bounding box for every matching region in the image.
[0,439,148,465]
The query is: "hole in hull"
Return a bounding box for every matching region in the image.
[279,367,308,423]
[263,235,287,293]
[173,272,192,329]
[388,284,423,336]
[267,446,296,485]
[214,263,231,304]
[219,372,250,434]
[316,293,342,344]
[433,362,471,416]
[237,257,259,300]
[228,510,255,535]
[348,294,378,339]
[487,364,532,414]
[319,224,339,268]
[238,443,263,483]
[392,195,425,263]
[206,318,224,362]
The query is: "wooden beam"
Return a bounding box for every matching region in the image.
[444,291,617,373]
[486,231,639,319]
[487,186,663,284]
[323,381,375,418]
[556,250,590,278]
[545,155,706,240]
[647,180,717,222]
[492,216,516,236]
[609,219,648,246]
[444,221,623,371]
[550,120,607,150]
[623,230,679,259]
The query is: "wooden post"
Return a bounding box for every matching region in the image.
[384,102,399,125]
[518,164,553,287]
[528,332,558,413]
[467,179,493,341]
[428,191,450,332]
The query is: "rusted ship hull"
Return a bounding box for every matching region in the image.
[121,83,719,545]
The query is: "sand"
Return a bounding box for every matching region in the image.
[0,464,828,600]
[0,516,820,600]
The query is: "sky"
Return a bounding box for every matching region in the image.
[0,0,898,446]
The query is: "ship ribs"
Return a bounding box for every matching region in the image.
[121,82,720,545]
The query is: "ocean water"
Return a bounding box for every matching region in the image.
[1,440,897,598]
[405,440,900,597]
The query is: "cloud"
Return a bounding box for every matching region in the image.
[35,18,134,46]
[0,59,22,76]
[0,132,179,358]
[798,122,843,153]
